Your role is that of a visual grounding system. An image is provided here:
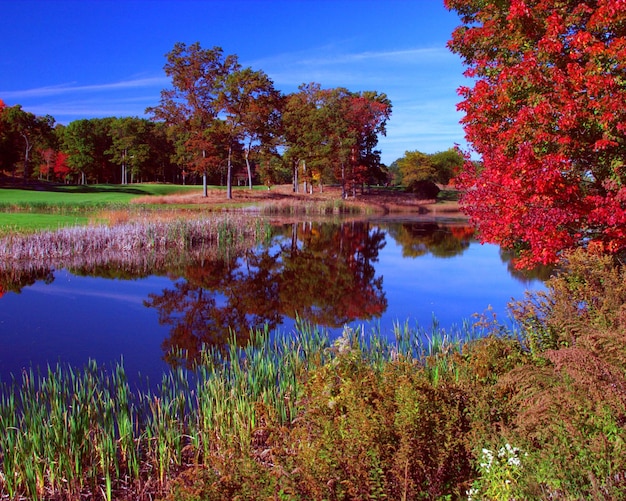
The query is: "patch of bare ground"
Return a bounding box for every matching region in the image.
[131,184,466,217]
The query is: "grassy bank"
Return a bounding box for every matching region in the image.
[0,183,463,234]
[1,248,625,500]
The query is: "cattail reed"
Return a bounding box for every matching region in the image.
[0,312,481,499]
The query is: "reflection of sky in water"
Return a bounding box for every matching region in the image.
[371,240,541,333]
[0,271,172,387]
[0,236,545,387]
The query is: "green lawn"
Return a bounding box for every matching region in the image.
[0,183,203,232]
[0,212,90,233]
[0,183,201,205]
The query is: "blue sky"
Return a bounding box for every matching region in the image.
[1,0,468,165]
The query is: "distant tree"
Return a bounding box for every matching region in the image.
[61,118,114,184]
[397,150,433,190]
[331,90,391,197]
[38,148,56,180]
[283,83,329,193]
[283,84,391,196]
[446,0,626,267]
[396,148,462,190]
[0,105,55,181]
[429,148,463,185]
[106,117,153,184]
[53,151,71,182]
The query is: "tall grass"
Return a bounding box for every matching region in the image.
[260,198,364,216]
[0,214,271,266]
[0,319,479,500]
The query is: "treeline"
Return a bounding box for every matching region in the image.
[0,43,393,197]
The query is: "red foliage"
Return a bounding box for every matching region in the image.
[446,0,626,267]
[53,151,71,180]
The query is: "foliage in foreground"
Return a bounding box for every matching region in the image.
[1,249,625,500]
[446,0,626,268]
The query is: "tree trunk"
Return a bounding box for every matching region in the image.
[226,145,233,199]
[245,145,253,189]
[202,150,208,197]
[293,159,299,193]
[22,133,32,183]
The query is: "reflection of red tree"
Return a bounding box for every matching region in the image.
[0,285,4,299]
[449,226,475,241]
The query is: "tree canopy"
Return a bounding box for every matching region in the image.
[392,148,463,192]
[446,0,626,267]
[1,43,391,194]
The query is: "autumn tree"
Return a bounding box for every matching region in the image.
[148,43,236,196]
[336,90,391,196]
[283,83,330,192]
[149,42,279,198]
[283,84,391,195]
[219,66,282,192]
[446,0,626,267]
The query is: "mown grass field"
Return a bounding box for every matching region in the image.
[0,183,203,232]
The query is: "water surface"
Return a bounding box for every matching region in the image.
[0,216,547,385]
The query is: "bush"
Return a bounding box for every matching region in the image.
[408,180,441,200]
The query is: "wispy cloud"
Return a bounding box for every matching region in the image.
[0,76,168,100]
[250,45,460,90]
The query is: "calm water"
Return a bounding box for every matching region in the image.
[0,216,547,386]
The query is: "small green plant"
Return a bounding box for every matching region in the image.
[468,443,526,501]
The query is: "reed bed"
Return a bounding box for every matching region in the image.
[0,214,270,267]
[259,198,363,216]
[0,319,479,500]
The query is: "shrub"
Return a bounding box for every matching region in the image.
[510,248,626,353]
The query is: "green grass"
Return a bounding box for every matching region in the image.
[0,213,90,233]
[0,183,201,205]
[0,184,203,232]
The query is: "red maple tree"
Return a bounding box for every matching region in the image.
[446,0,626,267]
[53,151,71,181]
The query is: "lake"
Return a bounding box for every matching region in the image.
[0,215,547,387]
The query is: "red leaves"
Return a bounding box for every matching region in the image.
[448,0,626,268]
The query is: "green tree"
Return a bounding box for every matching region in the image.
[106,117,152,184]
[0,105,55,181]
[429,148,463,185]
[397,150,433,188]
[396,148,463,191]
[60,118,114,184]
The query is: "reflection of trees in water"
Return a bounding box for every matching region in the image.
[278,221,387,327]
[385,221,475,258]
[145,221,388,366]
[144,255,281,368]
[499,249,555,283]
[0,267,54,298]
[2,219,547,369]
